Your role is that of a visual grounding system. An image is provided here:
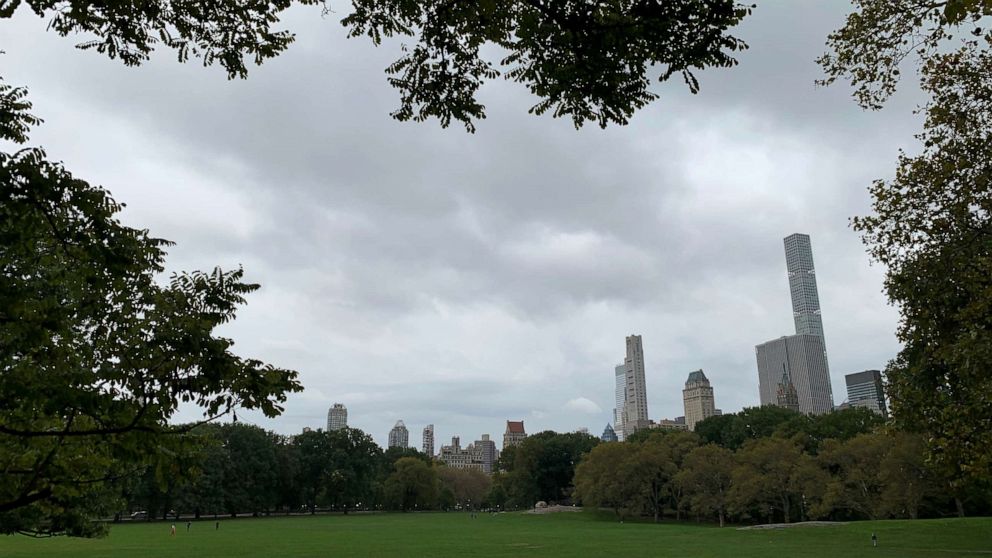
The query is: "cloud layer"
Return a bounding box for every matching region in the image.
[2,1,912,447]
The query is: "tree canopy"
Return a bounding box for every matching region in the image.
[822,0,992,494]
[3,0,753,130]
[0,87,302,536]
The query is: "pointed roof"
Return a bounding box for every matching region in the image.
[505,420,525,434]
[686,369,708,384]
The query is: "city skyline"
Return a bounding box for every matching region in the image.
[3,2,905,446]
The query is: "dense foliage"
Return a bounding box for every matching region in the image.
[575,408,992,524]
[822,0,992,493]
[2,0,752,130]
[0,88,301,536]
[123,424,492,516]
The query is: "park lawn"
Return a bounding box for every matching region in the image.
[1,512,990,557]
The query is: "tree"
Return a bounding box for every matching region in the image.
[730,437,824,524]
[383,457,438,511]
[0,89,301,535]
[853,46,992,498]
[876,432,938,520]
[505,431,599,506]
[678,444,735,527]
[695,406,805,451]
[817,433,889,520]
[436,466,491,510]
[573,442,640,520]
[629,439,679,522]
[325,427,382,512]
[822,0,992,496]
[818,0,992,110]
[220,424,280,517]
[3,0,752,130]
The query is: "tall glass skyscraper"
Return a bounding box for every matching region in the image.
[785,233,825,339]
[755,234,835,415]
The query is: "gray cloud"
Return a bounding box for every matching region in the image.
[3,0,907,447]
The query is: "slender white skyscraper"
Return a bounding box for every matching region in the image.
[613,363,627,441]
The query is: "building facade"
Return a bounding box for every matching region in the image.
[682,369,716,431]
[503,420,526,450]
[438,435,497,473]
[785,233,825,339]
[600,423,618,442]
[613,363,627,441]
[755,233,835,415]
[474,434,497,474]
[388,420,409,449]
[845,370,887,417]
[756,334,833,415]
[652,418,689,432]
[326,403,347,431]
[422,424,435,457]
[618,334,650,439]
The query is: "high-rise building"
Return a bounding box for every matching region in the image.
[474,434,498,474]
[600,423,618,442]
[388,420,409,448]
[613,363,627,441]
[618,335,650,439]
[755,234,835,415]
[756,334,833,415]
[422,424,435,457]
[785,233,825,339]
[326,403,347,431]
[438,435,498,473]
[682,369,716,431]
[845,370,887,417]
[503,421,526,450]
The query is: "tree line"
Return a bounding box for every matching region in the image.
[127,406,992,527]
[122,424,494,519]
[575,407,992,525]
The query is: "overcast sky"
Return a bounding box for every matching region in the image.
[3,1,924,448]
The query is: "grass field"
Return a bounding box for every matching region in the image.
[2,512,990,557]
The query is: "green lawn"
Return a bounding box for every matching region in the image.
[2,512,990,557]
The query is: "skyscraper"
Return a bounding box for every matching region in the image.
[754,234,835,415]
[422,424,435,457]
[613,363,626,441]
[388,420,409,448]
[682,369,716,431]
[503,421,526,450]
[474,434,497,474]
[326,403,347,431]
[600,423,618,442]
[756,334,833,415]
[785,233,825,339]
[618,335,650,439]
[845,370,887,417]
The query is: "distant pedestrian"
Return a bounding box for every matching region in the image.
[871,532,877,547]
[170,524,176,537]
[215,521,220,530]
[186,521,191,532]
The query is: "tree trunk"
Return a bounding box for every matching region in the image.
[719,509,725,528]
[782,496,791,524]
[955,497,965,518]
